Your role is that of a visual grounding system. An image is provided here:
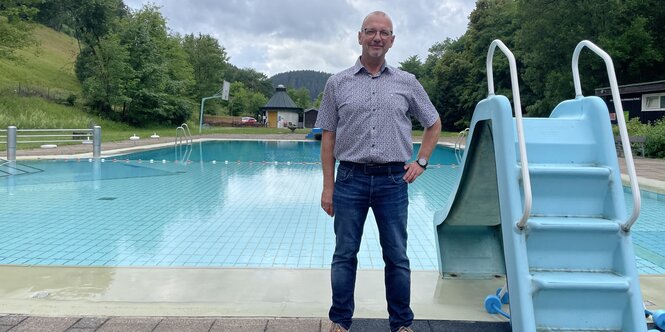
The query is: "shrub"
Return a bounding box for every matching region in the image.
[66,94,77,106]
[616,117,665,158]
[644,118,665,158]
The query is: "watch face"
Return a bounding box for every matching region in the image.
[417,158,427,167]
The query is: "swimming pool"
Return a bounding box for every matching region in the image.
[0,140,663,274]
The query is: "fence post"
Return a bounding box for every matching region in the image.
[7,126,16,161]
[93,126,101,158]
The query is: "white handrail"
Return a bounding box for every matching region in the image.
[174,123,193,164]
[487,40,532,231]
[181,123,193,146]
[454,128,469,165]
[572,40,641,232]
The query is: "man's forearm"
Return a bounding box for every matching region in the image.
[321,130,336,188]
[418,117,442,159]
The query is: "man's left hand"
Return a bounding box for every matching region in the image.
[403,161,425,183]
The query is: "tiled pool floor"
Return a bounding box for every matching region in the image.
[1,157,665,273]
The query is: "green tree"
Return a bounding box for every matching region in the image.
[399,55,423,79]
[75,4,194,125]
[182,33,229,101]
[65,0,127,51]
[76,33,134,115]
[225,65,273,97]
[118,5,194,125]
[422,0,519,131]
[227,82,267,117]
[314,91,323,108]
[287,87,312,109]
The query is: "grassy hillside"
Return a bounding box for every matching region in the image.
[0,24,80,92]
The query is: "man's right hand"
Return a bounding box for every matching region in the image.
[321,187,334,217]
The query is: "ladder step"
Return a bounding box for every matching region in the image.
[522,164,614,217]
[527,164,611,177]
[532,271,630,292]
[531,272,635,330]
[528,217,620,232]
[526,217,622,272]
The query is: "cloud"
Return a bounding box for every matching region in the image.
[124,0,475,77]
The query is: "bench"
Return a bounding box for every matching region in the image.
[615,135,645,157]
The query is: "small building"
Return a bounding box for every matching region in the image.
[303,108,318,128]
[595,80,665,124]
[260,85,302,128]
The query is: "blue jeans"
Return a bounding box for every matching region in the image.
[329,163,413,332]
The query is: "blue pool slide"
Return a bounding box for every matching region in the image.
[434,40,648,331]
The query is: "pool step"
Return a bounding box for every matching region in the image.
[0,160,43,177]
[522,164,614,217]
[519,117,598,164]
[531,271,631,331]
[526,217,621,272]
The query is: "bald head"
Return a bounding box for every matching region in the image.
[361,11,393,32]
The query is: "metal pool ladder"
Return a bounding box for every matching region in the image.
[175,123,192,164]
[454,128,469,165]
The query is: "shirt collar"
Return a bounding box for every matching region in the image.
[354,57,389,77]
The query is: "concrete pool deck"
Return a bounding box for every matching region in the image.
[2,133,665,331]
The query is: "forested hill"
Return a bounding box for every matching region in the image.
[270,70,331,100]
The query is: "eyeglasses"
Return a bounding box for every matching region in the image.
[362,28,393,38]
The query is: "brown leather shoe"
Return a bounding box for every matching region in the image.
[329,322,348,332]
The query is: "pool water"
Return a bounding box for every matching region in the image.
[0,140,663,274]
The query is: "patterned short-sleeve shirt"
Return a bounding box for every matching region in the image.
[315,58,439,163]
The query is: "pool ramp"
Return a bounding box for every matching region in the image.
[434,40,650,331]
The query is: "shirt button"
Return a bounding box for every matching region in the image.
[371,144,375,147]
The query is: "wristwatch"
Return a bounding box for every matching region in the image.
[416,158,428,170]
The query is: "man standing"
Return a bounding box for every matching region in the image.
[315,11,442,332]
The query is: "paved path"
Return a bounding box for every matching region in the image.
[0,316,513,332]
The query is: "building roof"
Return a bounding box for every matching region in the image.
[595,80,665,96]
[260,85,301,111]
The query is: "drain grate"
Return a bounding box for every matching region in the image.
[97,197,118,201]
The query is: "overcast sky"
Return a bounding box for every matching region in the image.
[123,0,476,77]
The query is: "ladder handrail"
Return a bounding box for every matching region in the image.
[181,123,193,146]
[487,39,532,231]
[454,128,469,165]
[174,123,193,164]
[572,40,641,232]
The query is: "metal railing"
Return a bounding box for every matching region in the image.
[175,123,192,163]
[572,40,641,232]
[0,126,101,160]
[487,40,533,231]
[454,128,469,165]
